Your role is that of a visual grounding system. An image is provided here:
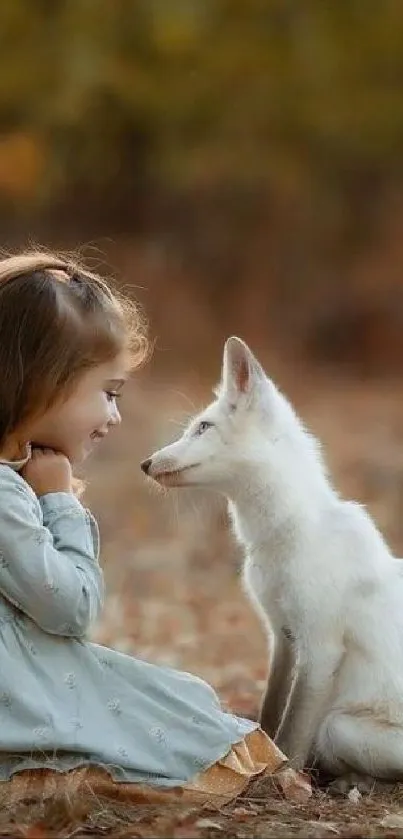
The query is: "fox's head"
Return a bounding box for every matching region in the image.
[141,337,326,498]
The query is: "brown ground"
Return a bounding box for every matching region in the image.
[3,361,403,837]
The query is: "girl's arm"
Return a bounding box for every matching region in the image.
[0,472,104,637]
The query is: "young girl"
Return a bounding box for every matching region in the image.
[0,251,304,805]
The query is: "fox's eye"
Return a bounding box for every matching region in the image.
[197,421,213,435]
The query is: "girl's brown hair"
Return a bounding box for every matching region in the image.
[0,250,149,447]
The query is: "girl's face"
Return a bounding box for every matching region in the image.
[25,355,128,464]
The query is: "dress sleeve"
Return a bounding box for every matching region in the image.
[0,472,104,637]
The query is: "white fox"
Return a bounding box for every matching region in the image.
[141,336,403,786]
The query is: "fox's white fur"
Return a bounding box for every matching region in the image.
[142,337,403,782]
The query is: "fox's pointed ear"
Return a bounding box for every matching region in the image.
[221,336,265,405]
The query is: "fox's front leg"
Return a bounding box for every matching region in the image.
[275,642,343,770]
[259,627,296,739]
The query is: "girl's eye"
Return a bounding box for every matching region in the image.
[105,391,121,402]
[197,421,213,435]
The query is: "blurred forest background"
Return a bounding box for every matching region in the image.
[2,0,403,719]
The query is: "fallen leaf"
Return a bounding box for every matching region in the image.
[274,767,312,802]
[21,826,49,839]
[306,821,340,835]
[232,806,252,821]
[381,813,403,830]
[173,827,201,839]
[195,818,223,829]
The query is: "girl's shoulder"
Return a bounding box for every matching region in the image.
[0,465,39,511]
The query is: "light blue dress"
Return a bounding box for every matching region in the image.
[0,460,256,786]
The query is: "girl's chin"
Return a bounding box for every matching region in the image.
[47,437,102,465]
[78,437,103,462]
[60,445,89,466]
[74,447,92,464]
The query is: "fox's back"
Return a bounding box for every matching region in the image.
[235,494,401,645]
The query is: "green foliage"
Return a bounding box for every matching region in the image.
[1,0,403,209]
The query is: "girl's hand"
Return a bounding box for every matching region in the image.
[21,447,73,497]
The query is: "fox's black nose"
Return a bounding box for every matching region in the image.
[141,458,152,475]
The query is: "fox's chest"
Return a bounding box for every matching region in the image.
[243,547,306,634]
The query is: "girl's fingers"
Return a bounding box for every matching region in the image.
[30,447,42,458]
[31,446,51,458]
[30,445,62,458]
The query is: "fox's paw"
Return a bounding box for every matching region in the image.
[328,772,379,797]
